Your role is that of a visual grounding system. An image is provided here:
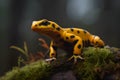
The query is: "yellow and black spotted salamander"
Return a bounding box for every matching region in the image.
[31,19,105,63]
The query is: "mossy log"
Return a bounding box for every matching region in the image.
[0,47,120,80]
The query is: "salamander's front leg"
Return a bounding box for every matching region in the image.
[68,38,84,63]
[45,41,57,62]
[63,33,84,63]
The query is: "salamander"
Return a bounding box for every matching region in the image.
[31,19,105,63]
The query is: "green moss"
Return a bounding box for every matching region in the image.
[0,60,51,80]
[74,47,114,80]
[0,47,119,80]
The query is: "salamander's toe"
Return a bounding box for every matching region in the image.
[68,55,84,64]
[45,57,56,63]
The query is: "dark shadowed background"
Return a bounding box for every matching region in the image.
[0,0,120,76]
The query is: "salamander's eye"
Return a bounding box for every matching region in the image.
[39,20,50,26]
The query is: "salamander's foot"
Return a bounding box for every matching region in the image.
[68,54,84,63]
[45,57,56,62]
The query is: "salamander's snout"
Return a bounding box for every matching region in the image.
[31,21,38,31]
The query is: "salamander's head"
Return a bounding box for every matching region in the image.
[31,19,63,34]
[91,35,105,48]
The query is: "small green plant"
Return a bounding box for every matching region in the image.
[10,41,29,59]
[10,38,49,66]
[10,42,29,66]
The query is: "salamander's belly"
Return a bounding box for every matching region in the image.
[55,40,75,53]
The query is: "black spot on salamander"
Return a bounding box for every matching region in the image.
[77,44,81,49]
[73,40,78,44]
[56,27,61,31]
[96,41,98,45]
[77,30,80,34]
[39,20,50,26]
[35,24,37,27]
[51,53,55,56]
[52,24,55,28]
[70,35,75,38]
[52,45,57,51]
[83,30,87,34]
[66,37,69,39]
[71,28,74,32]
[72,40,79,47]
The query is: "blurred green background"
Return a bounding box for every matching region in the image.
[0,0,120,76]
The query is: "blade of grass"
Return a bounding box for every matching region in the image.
[10,46,26,55]
[24,41,29,58]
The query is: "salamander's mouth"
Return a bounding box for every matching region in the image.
[32,26,55,35]
[37,28,54,32]
[31,21,38,31]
